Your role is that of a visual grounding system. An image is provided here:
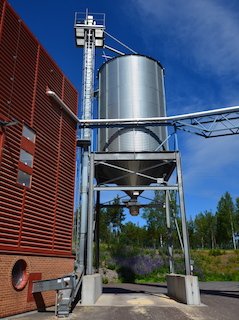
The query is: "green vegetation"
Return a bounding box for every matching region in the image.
[75,190,239,283]
[97,245,239,283]
[192,249,239,281]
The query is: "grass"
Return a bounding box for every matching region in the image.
[192,249,239,281]
[97,244,239,283]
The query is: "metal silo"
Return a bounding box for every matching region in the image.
[95,54,171,210]
[97,54,168,152]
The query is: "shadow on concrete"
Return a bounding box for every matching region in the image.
[136,283,168,289]
[103,283,168,296]
[200,289,239,300]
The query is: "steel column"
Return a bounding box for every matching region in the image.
[165,190,174,273]
[175,152,191,275]
[95,191,100,272]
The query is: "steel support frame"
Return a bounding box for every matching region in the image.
[86,151,191,276]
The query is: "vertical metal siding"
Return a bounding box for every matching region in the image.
[0,0,77,256]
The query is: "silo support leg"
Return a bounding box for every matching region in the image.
[95,191,100,273]
[176,152,191,275]
[87,153,95,275]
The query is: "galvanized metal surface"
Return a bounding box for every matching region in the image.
[98,55,168,153]
[32,275,75,293]
[79,105,239,139]
[94,152,176,198]
[32,272,84,317]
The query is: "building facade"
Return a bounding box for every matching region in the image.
[0,0,78,317]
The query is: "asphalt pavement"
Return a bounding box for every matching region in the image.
[2,282,239,320]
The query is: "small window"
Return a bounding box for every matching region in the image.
[12,260,28,290]
[22,125,35,143]
[17,170,31,187]
[20,149,33,167]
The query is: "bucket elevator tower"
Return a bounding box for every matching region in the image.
[74,11,105,273]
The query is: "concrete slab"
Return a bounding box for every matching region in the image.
[95,292,179,306]
[2,282,239,320]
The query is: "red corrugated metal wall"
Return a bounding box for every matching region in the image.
[0,0,78,256]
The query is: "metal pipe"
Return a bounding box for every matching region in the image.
[104,44,125,56]
[77,148,89,272]
[87,153,95,275]
[46,90,80,123]
[46,90,239,129]
[78,105,239,125]
[104,31,137,54]
[165,190,174,273]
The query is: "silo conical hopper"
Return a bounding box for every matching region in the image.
[96,54,170,208]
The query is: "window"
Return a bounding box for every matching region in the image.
[0,114,6,163]
[20,149,33,167]
[17,170,31,188]
[22,125,36,142]
[17,125,36,188]
[12,260,28,290]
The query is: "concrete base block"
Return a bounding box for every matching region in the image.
[167,274,201,305]
[81,274,102,305]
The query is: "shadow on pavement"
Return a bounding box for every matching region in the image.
[200,289,239,299]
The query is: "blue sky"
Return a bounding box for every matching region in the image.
[8,0,239,225]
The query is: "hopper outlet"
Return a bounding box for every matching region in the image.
[122,197,142,216]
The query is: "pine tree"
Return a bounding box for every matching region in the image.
[142,191,167,248]
[100,195,126,244]
[216,191,236,249]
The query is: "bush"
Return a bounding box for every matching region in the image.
[208,249,224,256]
[204,272,239,281]
[117,266,136,283]
[102,277,108,284]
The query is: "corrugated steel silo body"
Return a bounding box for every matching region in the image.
[98,54,168,152]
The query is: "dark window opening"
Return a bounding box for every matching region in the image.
[20,149,33,167]
[22,125,36,143]
[17,170,31,187]
[12,260,28,290]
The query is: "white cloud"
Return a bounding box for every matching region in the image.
[131,0,239,77]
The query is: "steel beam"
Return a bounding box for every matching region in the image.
[94,186,178,191]
[93,151,177,161]
[175,152,191,275]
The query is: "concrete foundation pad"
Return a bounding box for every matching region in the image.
[95,292,179,306]
[81,274,102,305]
[167,274,201,305]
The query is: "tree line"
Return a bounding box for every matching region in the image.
[99,191,239,250]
